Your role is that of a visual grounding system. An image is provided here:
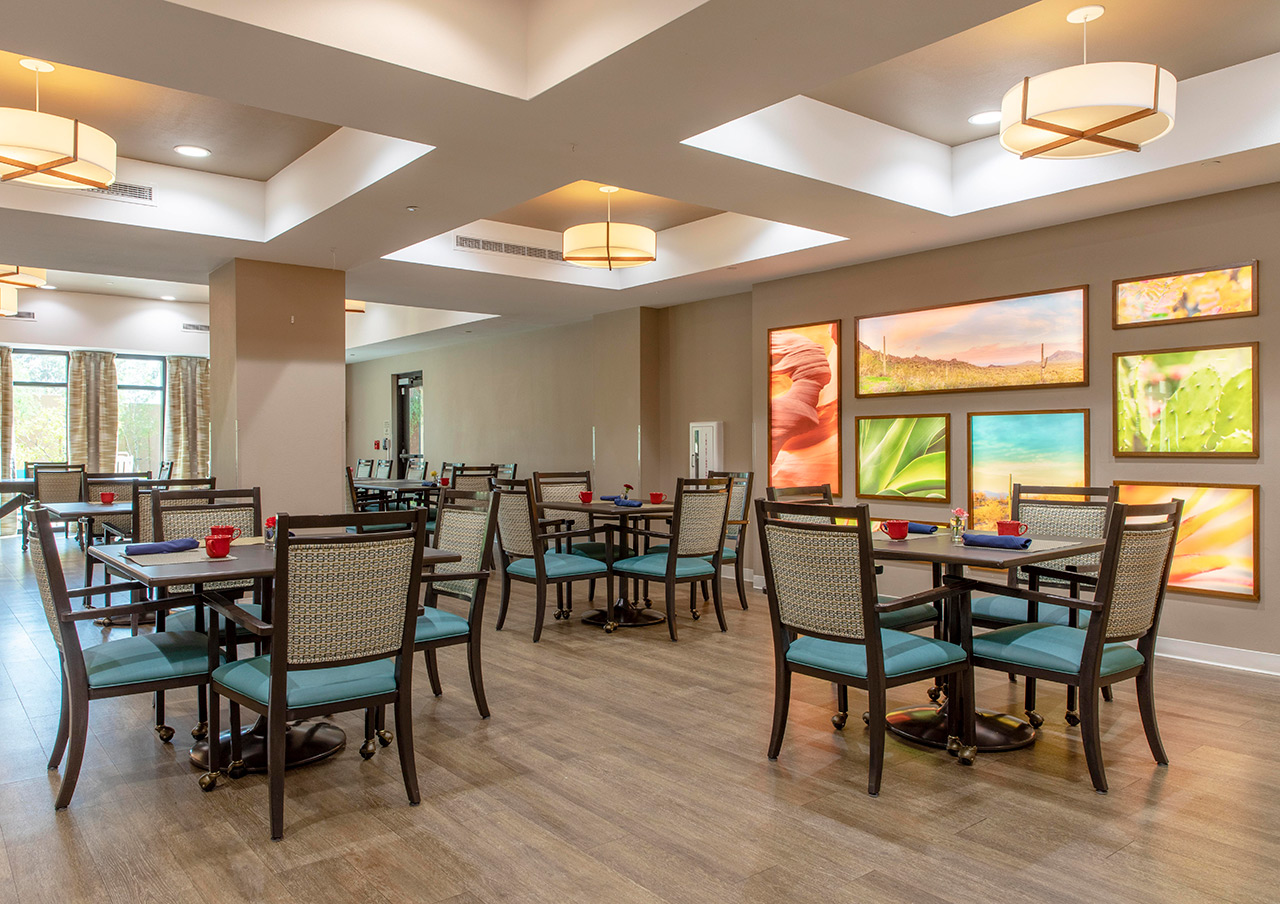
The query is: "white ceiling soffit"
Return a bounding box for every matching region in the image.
[0,127,433,242]
[344,302,500,362]
[163,0,709,99]
[683,53,1280,217]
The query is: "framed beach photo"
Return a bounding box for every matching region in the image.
[855,414,950,502]
[768,320,841,494]
[1113,262,1257,328]
[968,409,1090,530]
[855,286,1088,397]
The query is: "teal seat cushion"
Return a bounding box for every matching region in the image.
[345,522,413,534]
[613,553,716,579]
[507,553,607,579]
[787,630,966,679]
[166,602,264,637]
[972,594,1091,627]
[415,607,470,643]
[877,595,940,630]
[972,623,1143,677]
[83,631,215,689]
[212,655,396,708]
[646,543,736,562]
[569,542,634,561]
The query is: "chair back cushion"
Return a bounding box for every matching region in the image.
[89,479,136,535]
[453,467,499,495]
[495,485,536,556]
[159,504,257,541]
[721,474,751,540]
[28,519,70,654]
[1017,500,1109,574]
[431,502,494,601]
[355,459,374,479]
[34,467,84,503]
[405,460,426,481]
[535,473,590,529]
[763,522,867,640]
[373,459,393,479]
[675,489,729,556]
[1105,522,1178,640]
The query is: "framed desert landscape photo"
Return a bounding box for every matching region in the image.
[768,320,841,493]
[1113,261,1257,328]
[855,414,949,502]
[1113,342,1257,458]
[1115,481,1259,601]
[854,286,1088,397]
[968,409,1090,530]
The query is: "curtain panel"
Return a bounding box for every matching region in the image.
[0,347,12,533]
[164,356,210,478]
[68,350,118,473]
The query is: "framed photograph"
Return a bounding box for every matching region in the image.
[1114,481,1259,601]
[768,320,841,494]
[1113,342,1257,458]
[968,409,1090,530]
[855,414,949,502]
[854,286,1088,397]
[1113,261,1257,328]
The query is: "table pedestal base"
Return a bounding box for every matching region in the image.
[886,705,1036,752]
[189,719,346,773]
[582,597,666,631]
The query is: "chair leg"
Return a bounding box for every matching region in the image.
[227,702,245,777]
[193,680,209,741]
[533,582,547,643]
[424,648,443,696]
[54,691,90,810]
[954,666,977,766]
[867,687,887,796]
[710,574,727,633]
[588,578,596,602]
[496,574,511,631]
[467,637,490,719]
[48,674,71,770]
[666,581,678,642]
[734,558,748,610]
[394,697,421,805]
[1101,684,1114,703]
[833,684,849,730]
[689,583,699,620]
[1024,676,1043,728]
[1135,668,1168,765]
[154,690,174,742]
[1079,682,1108,792]
[701,580,709,602]
[361,708,378,760]
[268,708,287,840]
[767,665,792,759]
[199,685,221,792]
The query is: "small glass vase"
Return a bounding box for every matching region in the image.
[950,519,965,544]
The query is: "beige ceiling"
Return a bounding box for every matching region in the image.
[807,0,1280,147]
[0,48,337,181]
[489,181,723,233]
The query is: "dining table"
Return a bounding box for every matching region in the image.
[871,530,1106,752]
[88,538,463,773]
[353,478,441,510]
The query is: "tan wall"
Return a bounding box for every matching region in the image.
[752,183,1280,655]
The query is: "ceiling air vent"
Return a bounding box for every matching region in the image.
[182,322,210,333]
[82,181,155,205]
[455,234,564,263]
[10,311,35,321]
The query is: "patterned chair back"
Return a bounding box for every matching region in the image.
[154,488,261,542]
[355,459,374,479]
[710,471,753,542]
[492,463,518,480]
[134,479,217,543]
[765,484,836,524]
[452,465,499,497]
[1013,484,1117,581]
[25,506,80,659]
[33,465,86,504]
[373,459,393,479]
[430,492,498,603]
[672,477,730,557]
[405,458,427,481]
[87,471,150,537]
[274,512,425,668]
[532,471,591,530]
[493,479,538,558]
[440,462,463,482]
[1093,501,1182,643]
[756,499,878,642]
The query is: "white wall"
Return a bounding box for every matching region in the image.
[0,290,209,356]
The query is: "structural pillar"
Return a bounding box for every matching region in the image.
[591,307,661,496]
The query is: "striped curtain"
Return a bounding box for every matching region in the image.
[68,350,118,472]
[164,356,210,478]
[0,347,13,533]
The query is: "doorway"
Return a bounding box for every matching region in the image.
[395,371,423,478]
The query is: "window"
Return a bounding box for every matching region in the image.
[12,351,69,475]
[116,355,165,475]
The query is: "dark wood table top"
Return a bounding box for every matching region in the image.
[42,501,134,520]
[354,479,441,492]
[540,500,674,517]
[871,531,1104,570]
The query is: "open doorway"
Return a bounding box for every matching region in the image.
[395,371,423,478]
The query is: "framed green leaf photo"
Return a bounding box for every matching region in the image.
[855,414,950,502]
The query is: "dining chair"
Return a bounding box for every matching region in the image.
[710,470,754,610]
[493,478,612,642]
[345,467,416,532]
[355,459,375,479]
[491,463,518,480]
[954,499,1183,793]
[532,470,622,605]
[157,460,175,480]
[607,477,730,641]
[405,458,428,481]
[373,459,394,479]
[87,470,151,543]
[26,464,86,547]
[200,509,428,839]
[27,505,213,809]
[452,464,499,497]
[755,498,977,794]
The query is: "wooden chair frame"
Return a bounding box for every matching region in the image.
[25,463,86,548]
[709,470,754,610]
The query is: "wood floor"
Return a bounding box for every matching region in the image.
[0,535,1277,904]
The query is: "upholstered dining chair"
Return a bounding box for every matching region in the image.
[26,464,86,547]
[373,459,394,479]
[157,460,175,480]
[491,462,518,480]
[355,459,375,479]
[27,505,213,809]
[607,477,730,642]
[953,499,1183,793]
[452,465,500,497]
[200,509,428,839]
[87,471,151,543]
[493,479,612,642]
[405,458,427,481]
[532,470,623,604]
[755,499,977,795]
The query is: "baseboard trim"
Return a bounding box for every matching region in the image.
[1154,637,1280,677]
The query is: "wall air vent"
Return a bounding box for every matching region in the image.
[10,311,35,321]
[82,181,155,205]
[182,322,210,333]
[454,234,564,263]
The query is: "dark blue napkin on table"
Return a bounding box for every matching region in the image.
[615,498,643,507]
[962,532,1031,550]
[125,538,199,556]
[600,495,619,502]
[907,522,937,534]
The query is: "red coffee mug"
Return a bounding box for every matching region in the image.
[578,491,593,503]
[211,525,242,540]
[649,492,667,505]
[440,477,450,487]
[878,519,909,540]
[205,535,231,558]
[997,520,1030,536]
[99,492,116,505]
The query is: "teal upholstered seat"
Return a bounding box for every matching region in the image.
[212,655,396,708]
[972,623,1143,677]
[83,631,215,689]
[507,553,607,579]
[568,541,634,561]
[786,630,966,679]
[644,543,736,562]
[345,522,414,534]
[166,602,265,636]
[972,594,1090,627]
[414,607,471,643]
[876,595,940,630]
[612,553,715,579]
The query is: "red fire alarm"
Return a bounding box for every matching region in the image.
[374,439,380,450]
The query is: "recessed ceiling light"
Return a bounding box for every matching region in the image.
[173,145,212,158]
[405,205,418,212]
[160,295,176,301]
[967,110,1002,126]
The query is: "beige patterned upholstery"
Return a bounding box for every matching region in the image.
[431,505,491,601]
[284,536,417,665]
[136,490,156,543]
[1105,524,1177,640]
[405,460,427,481]
[538,479,589,530]
[34,469,84,504]
[1018,501,1109,578]
[675,491,729,556]
[496,490,536,556]
[764,523,866,639]
[28,527,64,652]
[159,505,256,542]
[724,478,750,541]
[453,469,497,495]
[89,479,135,536]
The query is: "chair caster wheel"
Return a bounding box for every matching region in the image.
[691,610,700,620]
[228,760,247,779]
[359,739,377,760]
[957,746,977,766]
[198,772,218,792]
[191,721,209,741]
[926,685,942,703]
[1026,710,1045,729]
[603,622,616,634]
[945,735,962,756]
[377,729,393,747]
[831,712,848,730]
[155,724,175,743]
[644,600,652,608]
[1065,710,1081,727]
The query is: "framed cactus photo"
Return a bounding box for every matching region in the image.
[855,414,950,502]
[1113,261,1256,328]
[1113,342,1258,458]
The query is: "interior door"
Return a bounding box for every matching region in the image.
[395,371,423,477]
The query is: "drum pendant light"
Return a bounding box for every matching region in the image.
[563,186,657,270]
[0,59,117,188]
[0,266,47,289]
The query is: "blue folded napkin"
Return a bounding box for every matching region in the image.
[422,481,436,487]
[962,532,1031,550]
[600,494,619,502]
[615,498,643,507]
[125,538,199,556]
[908,522,937,534]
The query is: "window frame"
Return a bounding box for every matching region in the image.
[11,348,70,388]
[114,353,167,475]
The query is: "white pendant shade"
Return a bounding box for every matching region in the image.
[1000,61,1177,159]
[344,299,366,313]
[0,107,117,188]
[0,265,47,288]
[563,221,657,269]
[0,286,17,317]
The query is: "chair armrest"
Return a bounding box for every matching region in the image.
[538,517,574,530]
[538,527,599,543]
[102,524,131,542]
[60,593,200,622]
[875,585,953,612]
[727,519,749,527]
[1022,564,1099,587]
[66,580,148,599]
[943,575,1103,611]
[204,591,273,636]
[602,523,671,541]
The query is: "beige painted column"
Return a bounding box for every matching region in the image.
[209,259,346,518]
[591,307,662,497]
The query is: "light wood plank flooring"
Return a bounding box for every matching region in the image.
[0,535,1277,904]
